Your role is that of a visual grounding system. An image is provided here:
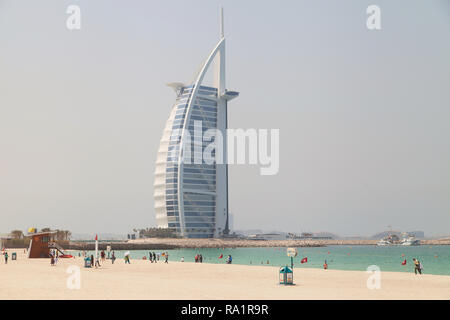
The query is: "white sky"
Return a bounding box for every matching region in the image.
[0,0,449,237]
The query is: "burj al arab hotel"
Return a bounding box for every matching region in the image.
[154,9,239,238]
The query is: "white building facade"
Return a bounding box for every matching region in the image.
[154,9,238,238]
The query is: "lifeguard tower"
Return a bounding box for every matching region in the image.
[26,229,68,258]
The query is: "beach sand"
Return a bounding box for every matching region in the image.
[0,249,449,300]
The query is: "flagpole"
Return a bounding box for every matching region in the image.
[95,234,98,266]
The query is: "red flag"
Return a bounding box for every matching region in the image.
[218,254,223,259]
[401,259,406,265]
[301,257,308,264]
[95,235,98,241]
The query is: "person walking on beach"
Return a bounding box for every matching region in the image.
[180,257,184,262]
[164,252,169,264]
[101,250,105,262]
[323,260,328,270]
[413,258,423,275]
[149,252,153,263]
[4,252,8,264]
[111,251,116,264]
[153,252,156,263]
[199,254,203,263]
[90,255,95,267]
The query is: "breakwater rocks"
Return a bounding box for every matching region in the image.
[127,238,327,248]
[67,242,177,251]
[65,238,450,251]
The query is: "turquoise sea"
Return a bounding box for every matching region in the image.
[77,245,450,276]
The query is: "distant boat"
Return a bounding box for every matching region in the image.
[377,234,401,246]
[400,235,421,246]
[377,233,420,246]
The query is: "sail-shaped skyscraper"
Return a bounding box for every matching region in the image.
[154,9,238,238]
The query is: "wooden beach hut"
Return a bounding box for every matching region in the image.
[26,231,60,258]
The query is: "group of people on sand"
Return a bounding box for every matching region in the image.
[194,254,203,263]
[148,252,159,263]
[81,250,117,268]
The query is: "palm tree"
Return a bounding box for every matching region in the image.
[10,230,23,239]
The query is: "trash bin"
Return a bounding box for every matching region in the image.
[279,266,294,285]
[84,257,92,268]
[11,252,17,260]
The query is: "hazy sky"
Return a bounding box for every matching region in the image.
[1,0,449,237]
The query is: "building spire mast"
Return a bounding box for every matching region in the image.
[220,7,224,39]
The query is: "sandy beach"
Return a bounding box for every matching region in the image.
[0,249,449,300]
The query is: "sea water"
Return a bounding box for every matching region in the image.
[77,245,450,275]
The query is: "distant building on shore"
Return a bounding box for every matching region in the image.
[153,9,238,238]
[287,232,335,240]
[248,233,287,241]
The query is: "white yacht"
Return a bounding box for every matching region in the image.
[377,233,421,246]
[377,234,401,246]
[400,235,421,246]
